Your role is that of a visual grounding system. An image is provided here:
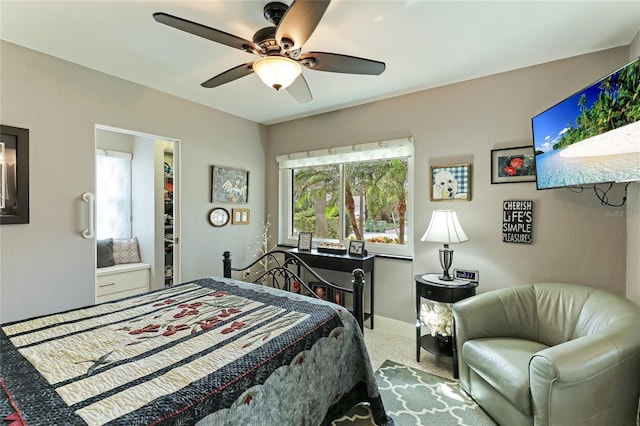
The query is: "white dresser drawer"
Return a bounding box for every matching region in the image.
[96,286,147,304]
[96,264,150,302]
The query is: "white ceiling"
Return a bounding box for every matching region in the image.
[1,1,639,125]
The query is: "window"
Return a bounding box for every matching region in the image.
[96,149,132,239]
[278,138,413,257]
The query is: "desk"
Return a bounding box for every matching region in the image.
[288,248,375,328]
[415,273,477,378]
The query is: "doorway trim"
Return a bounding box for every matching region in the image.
[95,123,181,289]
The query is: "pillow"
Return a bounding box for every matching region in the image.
[97,238,115,268]
[112,237,141,264]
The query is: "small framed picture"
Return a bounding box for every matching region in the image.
[430,163,472,201]
[332,290,345,306]
[297,232,312,251]
[312,284,328,300]
[231,208,250,224]
[208,207,230,227]
[348,240,365,257]
[491,146,536,184]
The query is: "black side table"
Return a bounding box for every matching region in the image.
[415,273,477,378]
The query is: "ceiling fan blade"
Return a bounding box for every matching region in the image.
[276,0,330,51]
[201,63,254,88]
[286,74,313,103]
[153,12,261,54]
[299,52,385,75]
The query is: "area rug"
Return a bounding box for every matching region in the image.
[333,360,497,426]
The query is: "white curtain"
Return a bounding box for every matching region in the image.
[96,149,132,239]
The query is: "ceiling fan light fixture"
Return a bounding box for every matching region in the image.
[253,56,301,91]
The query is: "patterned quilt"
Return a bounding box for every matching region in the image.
[1,277,391,425]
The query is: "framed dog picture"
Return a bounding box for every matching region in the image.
[430,163,472,201]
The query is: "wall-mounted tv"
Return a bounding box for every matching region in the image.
[531,57,640,190]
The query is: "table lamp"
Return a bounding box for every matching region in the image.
[420,210,469,281]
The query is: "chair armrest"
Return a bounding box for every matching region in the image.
[530,332,640,425]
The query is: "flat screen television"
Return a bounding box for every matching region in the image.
[531,57,640,190]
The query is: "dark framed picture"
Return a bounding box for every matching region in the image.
[0,125,29,224]
[312,283,328,300]
[332,290,345,306]
[430,163,471,201]
[208,207,230,227]
[491,146,536,184]
[297,231,312,251]
[348,240,365,257]
[210,165,249,203]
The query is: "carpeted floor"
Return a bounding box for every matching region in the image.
[334,360,496,426]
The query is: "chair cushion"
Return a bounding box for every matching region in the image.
[462,337,548,416]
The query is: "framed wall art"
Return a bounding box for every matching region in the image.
[430,163,471,201]
[0,125,29,224]
[210,165,249,203]
[491,146,536,184]
[231,208,250,225]
[208,207,230,227]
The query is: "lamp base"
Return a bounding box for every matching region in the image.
[438,272,454,281]
[438,244,454,281]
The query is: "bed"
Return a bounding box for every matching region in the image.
[1,250,391,425]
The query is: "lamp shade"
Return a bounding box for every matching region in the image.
[252,56,302,91]
[420,210,469,244]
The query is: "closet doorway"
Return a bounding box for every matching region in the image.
[95,125,180,293]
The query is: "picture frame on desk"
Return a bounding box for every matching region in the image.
[348,240,366,257]
[312,283,328,300]
[297,232,312,251]
[332,290,345,306]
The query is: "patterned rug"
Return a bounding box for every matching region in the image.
[334,360,497,426]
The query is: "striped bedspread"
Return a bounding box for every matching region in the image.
[1,277,391,425]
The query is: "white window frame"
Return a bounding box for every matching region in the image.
[277,137,414,257]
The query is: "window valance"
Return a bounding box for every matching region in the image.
[276,137,413,169]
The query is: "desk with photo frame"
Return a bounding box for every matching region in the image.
[287,247,376,329]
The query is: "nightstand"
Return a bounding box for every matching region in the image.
[415,273,477,378]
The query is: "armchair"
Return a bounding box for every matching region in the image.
[453,283,640,425]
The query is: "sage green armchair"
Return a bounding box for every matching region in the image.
[453,283,640,425]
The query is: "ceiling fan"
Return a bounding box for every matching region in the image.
[153,0,385,103]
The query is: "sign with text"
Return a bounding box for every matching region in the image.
[502,200,533,244]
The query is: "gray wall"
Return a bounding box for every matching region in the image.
[266,46,639,329]
[1,39,638,329]
[0,41,267,322]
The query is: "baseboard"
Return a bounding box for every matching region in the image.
[371,315,414,339]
